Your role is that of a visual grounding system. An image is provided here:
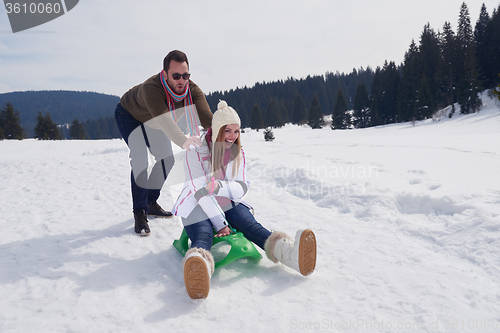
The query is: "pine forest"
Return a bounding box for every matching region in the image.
[0,2,499,140]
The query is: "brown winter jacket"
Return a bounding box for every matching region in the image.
[120,74,213,147]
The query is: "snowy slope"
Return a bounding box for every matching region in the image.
[1,94,499,333]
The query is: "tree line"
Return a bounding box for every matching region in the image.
[206,2,500,130]
[0,102,120,140]
[0,90,119,137]
[1,2,499,141]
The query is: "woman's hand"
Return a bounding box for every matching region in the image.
[215,226,231,238]
[204,179,219,194]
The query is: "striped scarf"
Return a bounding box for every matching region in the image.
[160,71,200,137]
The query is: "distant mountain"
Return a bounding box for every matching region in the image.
[0,90,120,137]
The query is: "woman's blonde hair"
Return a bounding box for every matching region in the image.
[210,125,242,179]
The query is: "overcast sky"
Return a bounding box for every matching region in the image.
[1,0,499,98]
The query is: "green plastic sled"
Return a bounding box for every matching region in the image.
[173,228,263,269]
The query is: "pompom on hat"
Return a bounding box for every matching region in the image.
[211,100,241,143]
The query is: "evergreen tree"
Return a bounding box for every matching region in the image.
[456,2,482,113]
[292,93,308,124]
[418,24,442,113]
[69,118,86,139]
[278,99,290,124]
[440,21,459,116]
[308,95,324,129]
[34,112,48,139]
[34,112,62,140]
[370,67,383,126]
[0,124,4,140]
[83,116,119,139]
[383,61,401,122]
[83,119,95,139]
[398,40,420,122]
[371,62,400,124]
[95,128,104,139]
[51,116,63,139]
[474,3,491,88]
[83,118,102,139]
[237,104,249,129]
[353,82,371,128]
[482,4,500,89]
[416,74,434,119]
[0,103,26,140]
[250,103,265,131]
[106,116,121,138]
[266,98,284,128]
[204,68,376,131]
[95,116,105,139]
[45,113,62,140]
[331,88,349,129]
[264,128,275,141]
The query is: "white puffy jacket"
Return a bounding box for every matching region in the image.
[172,132,250,231]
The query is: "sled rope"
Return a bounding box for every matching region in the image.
[205,177,235,232]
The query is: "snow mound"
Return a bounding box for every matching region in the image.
[395,194,471,215]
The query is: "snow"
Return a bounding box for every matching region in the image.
[1,93,500,333]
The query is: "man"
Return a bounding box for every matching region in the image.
[115,50,213,236]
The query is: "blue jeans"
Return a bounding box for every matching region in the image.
[114,103,175,213]
[183,202,272,251]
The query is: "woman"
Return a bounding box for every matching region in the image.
[172,101,317,299]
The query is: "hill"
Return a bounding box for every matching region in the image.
[0,93,499,332]
[0,90,120,137]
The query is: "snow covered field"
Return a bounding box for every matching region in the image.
[1,94,499,333]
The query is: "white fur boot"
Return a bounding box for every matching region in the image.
[182,247,215,299]
[265,229,316,276]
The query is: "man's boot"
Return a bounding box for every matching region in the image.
[134,210,150,236]
[148,201,173,218]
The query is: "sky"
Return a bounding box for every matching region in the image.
[1,0,499,98]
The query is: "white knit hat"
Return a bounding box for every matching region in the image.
[211,100,241,143]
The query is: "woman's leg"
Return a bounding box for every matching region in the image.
[183,206,214,251]
[224,203,272,250]
[182,205,215,299]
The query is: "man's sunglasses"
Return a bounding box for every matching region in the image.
[171,73,191,80]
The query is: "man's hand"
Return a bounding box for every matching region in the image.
[183,137,202,151]
[215,226,231,238]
